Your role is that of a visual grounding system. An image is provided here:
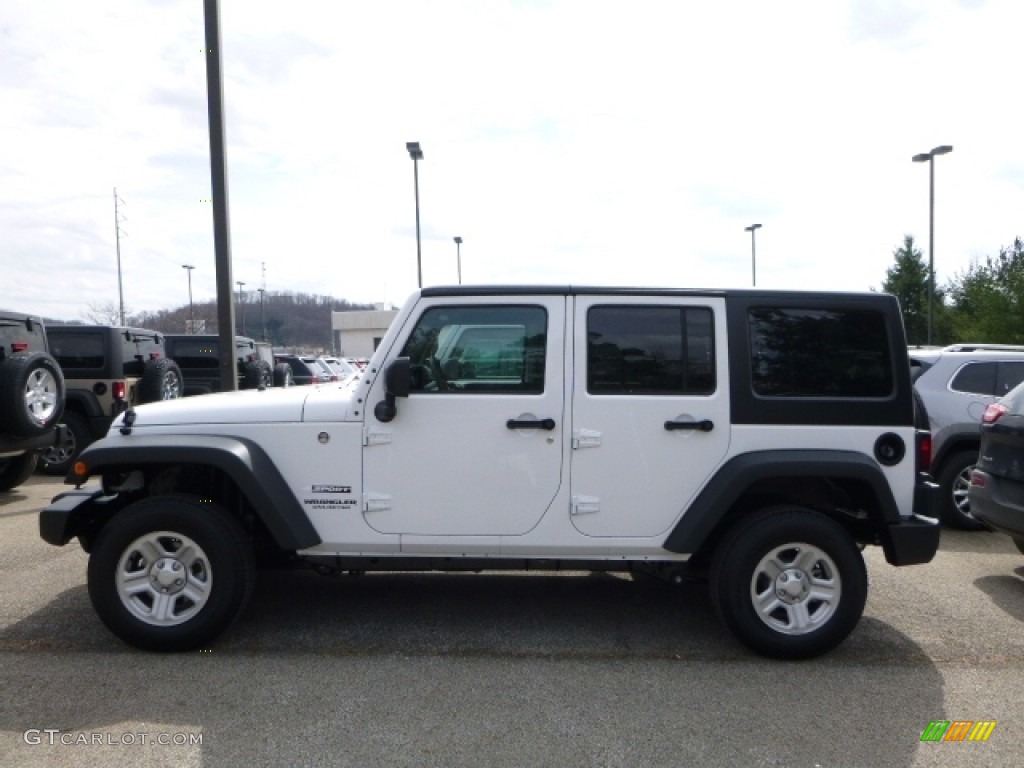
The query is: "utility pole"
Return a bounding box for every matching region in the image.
[204,0,238,390]
[113,188,127,325]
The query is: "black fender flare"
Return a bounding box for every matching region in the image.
[663,450,900,555]
[66,434,321,550]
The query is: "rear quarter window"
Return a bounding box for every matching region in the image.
[749,307,893,398]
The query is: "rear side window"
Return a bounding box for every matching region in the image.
[587,305,715,395]
[949,362,996,395]
[49,331,105,369]
[749,308,893,398]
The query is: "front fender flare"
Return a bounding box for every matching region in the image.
[65,434,320,550]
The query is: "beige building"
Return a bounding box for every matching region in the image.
[331,305,398,358]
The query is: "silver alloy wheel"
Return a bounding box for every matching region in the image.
[750,543,841,635]
[25,366,60,427]
[952,465,974,519]
[116,531,212,626]
[162,370,182,400]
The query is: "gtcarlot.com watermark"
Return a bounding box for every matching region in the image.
[23,729,202,747]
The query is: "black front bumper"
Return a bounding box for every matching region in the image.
[39,488,110,548]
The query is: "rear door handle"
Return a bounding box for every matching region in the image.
[664,419,714,432]
[507,418,556,431]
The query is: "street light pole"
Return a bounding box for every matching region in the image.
[182,264,195,333]
[406,142,424,289]
[912,145,953,346]
[454,236,463,285]
[745,224,762,287]
[236,280,246,335]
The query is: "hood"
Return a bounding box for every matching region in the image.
[114,383,358,428]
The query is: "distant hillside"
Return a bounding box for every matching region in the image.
[127,291,384,352]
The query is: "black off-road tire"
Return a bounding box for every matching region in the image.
[0,352,65,436]
[710,507,867,660]
[138,358,184,404]
[0,452,38,492]
[936,450,985,530]
[87,495,256,652]
[272,362,293,388]
[39,410,93,476]
[241,360,272,390]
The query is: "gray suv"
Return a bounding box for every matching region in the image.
[910,344,1024,528]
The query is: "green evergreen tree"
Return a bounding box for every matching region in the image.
[882,235,948,345]
[947,238,1024,343]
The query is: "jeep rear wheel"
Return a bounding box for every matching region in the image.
[0,452,38,492]
[710,507,867,659]
[87,496,255,651]
[0,352,65,436]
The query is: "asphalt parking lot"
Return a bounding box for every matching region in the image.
[2,474,1023,768]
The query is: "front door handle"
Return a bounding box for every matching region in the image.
[664,419,714,432]
[507,418,556,431]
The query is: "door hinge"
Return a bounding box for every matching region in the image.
[363,427,392,447]
[571,495,600,515]
[572,429,602,450]
[363,492,392,513]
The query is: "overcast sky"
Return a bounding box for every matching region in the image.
[3,0,1022,323]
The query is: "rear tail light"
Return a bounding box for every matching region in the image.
[916,430,932,474]
[12,342,28,352]
[113,380,127,401]
[982,403,1008,424]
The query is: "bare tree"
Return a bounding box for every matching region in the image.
[85,301,129,325]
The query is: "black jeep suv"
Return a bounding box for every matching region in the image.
[164,334,291,396]
[40,326,183,475]
[0,311,65,491]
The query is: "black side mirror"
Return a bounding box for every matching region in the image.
[374,357,410,422]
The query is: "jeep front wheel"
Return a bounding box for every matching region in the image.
[87,496,255,651]
[710,507,867,659]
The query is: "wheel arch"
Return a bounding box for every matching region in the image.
[65,434,320,551]
[931,434,980,473]
[664,450,902,564]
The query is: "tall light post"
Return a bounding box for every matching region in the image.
[912,144,953,346]
[453,236,463,285]
[406,141,424,288]
[182,264,195,333]
[745,223,762,287]
[236,280,246,335]
[257,287,266,341]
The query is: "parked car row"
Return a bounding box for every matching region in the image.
[909,343,1024,529]
[1,311,362,490]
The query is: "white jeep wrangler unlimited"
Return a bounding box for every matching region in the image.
[41,286,940,658]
